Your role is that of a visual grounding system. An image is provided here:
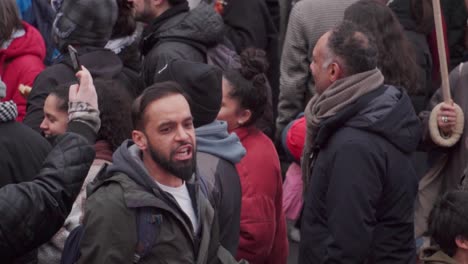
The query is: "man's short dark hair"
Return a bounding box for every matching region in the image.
[132,81,190,130]
[426,190,468,257]
[328,20,378,76]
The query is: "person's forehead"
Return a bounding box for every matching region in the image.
[314,32,331,56]
[145,94,192,124]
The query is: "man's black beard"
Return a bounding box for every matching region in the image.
[148,144,196,182]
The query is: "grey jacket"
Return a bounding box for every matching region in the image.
[195,121,246,255]
[276,0,356,140]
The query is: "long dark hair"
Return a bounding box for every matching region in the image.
[411,0,434,34]
[223,48,269,127]
[344,0,421,94]
[0,0,22,46]
[112,0,137,39]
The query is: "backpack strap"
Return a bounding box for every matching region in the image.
[60,225,85,264]
[133,207,163,263]
[197,168,220,211]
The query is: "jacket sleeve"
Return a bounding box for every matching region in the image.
[323,141,383,262]
[265,163,288,264]
[217,163,241,255]
[276,3,311,140]
[0,131,95,260]
[419,63,463,150]
[78,183,137,264]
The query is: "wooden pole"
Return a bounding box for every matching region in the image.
[432,0,451,103]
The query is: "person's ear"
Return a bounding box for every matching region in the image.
[132,130,148,151]
[237,109,252,126]
[328,62,342,82]
[455,236,468,250]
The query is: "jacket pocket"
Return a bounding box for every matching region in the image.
[237,195,276,261]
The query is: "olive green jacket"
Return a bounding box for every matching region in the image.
[76,139,246,264]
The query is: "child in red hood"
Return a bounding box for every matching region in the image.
[0,0,46,121]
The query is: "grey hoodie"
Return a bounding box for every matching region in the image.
[196,120,246,163]
[195,120,245,255]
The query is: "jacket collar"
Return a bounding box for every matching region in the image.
[141,2,190,55]
[313,85,387,150]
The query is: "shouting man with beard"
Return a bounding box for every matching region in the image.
[76,81,239,263]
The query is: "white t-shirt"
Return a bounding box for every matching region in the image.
[156,181,200,234]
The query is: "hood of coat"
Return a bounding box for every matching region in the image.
[105,140,158,193]
[195,120,246,164]
[421,247,459,264]
[105,140,199,193]
[58,46,123,80]
[316,85,422,154]
[346,85,422,153]
[0,22,46,67]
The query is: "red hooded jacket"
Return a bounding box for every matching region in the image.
[234,126,288,264]
[0,22,45,121]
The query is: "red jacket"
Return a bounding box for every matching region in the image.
[0,22,45,121]
[234,126,288,264]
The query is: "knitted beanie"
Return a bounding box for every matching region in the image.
[52,0,118,51]
[154,60,222,128]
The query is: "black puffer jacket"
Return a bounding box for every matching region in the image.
[0,121,51,263]
[299,86,421,263]
[24,46,138,132]
[0,123,96,261]
[140,2,224,86]
[0,122,51,188]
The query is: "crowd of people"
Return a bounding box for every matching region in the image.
[2,0,468,263]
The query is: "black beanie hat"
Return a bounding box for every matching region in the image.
[154,60,222,128]
[52,0,118,52]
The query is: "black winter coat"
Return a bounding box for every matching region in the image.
[298,86,422,263]
[140,2,224,86]
[222,0,280,117]
[0,123,96,261]
[0,121,51,188]
[0,122,51,263]
[24,46,139,132]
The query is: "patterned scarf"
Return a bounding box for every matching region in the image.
[0,101,18,122]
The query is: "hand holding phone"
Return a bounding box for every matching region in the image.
[69,66,98,110]
[68,45,81,73]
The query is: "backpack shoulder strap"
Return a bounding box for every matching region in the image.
[60,225,85,264]
[133,207,163,263]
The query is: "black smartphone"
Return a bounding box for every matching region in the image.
[68,45,81,73]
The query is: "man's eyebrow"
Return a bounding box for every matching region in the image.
[183,116,194,122]
[158,120,175,127]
